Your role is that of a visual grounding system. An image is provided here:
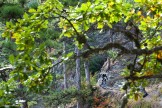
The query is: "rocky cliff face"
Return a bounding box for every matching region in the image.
[95,27,162,108]
[98,54,135,88]
[94,27,136,88]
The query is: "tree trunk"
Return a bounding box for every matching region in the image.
[75,47,81,90]
[52,61,57,89]
[63,41,68,89]
[84,60,90,87]
[75,47,82,108]
[84,60,91,108]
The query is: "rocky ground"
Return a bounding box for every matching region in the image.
[96,82,162,108]
[127,83,162,108]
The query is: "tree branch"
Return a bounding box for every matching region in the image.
[81,42,162,58]
[0,65,14,73]
[82,43,129,58]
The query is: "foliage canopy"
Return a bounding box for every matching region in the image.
[0,0,162,106]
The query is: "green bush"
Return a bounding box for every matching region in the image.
[43,87,78,107]
[43,87,93,107]
[1,4,24,20]
[1,39,17,54]
[89,54,107,75]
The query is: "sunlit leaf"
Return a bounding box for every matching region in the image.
[29,9,36,13]
[97,22,104,29]
[9,54,15,65]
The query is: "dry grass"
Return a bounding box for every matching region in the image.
[127,100,162,108]
[127,83,162,108]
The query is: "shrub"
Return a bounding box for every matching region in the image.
[43,87,93,107]
[1,4,24,20]
[89,54,107,75]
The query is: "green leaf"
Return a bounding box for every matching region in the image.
[9,54,15,65]
[23,13,29,19]
[64,31,72,37]
[107,23,112,28]
[97,22,104,29]
[66,52,74,58]
[84,23,89,31]
[0,90,3,96]
[29,8,36,13]
[80,2,91,12]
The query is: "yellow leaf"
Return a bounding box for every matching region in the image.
[144,71,153,76]
[28,9,36,13]
[137,11,141,16]
[134,93,138,101]
[89,17,96,23]
[157,50,162,59]
[63,26,67,30]
[109,2,114,6]
[97,22,104,29]
[64,31,72,37]
[30,66,33,71]
[12,33,20,39]
[151,7,156,11]
[130,9,135,14]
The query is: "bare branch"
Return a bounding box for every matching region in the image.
[81,42,162,58]
[0,65,14,73]
[82,43,129,58]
